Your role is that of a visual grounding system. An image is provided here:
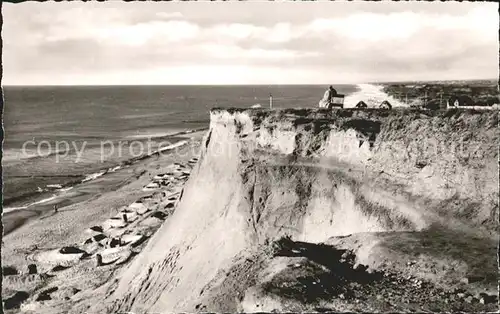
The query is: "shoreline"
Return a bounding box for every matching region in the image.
[2,131,205,235]
[2,127,209,212]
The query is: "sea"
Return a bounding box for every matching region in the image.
[2,85,359,211]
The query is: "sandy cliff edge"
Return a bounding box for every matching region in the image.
[87,108,498,313]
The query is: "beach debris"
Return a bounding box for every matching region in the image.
[121,234,146,247]
[118,212,138,223]
[36,287,58,301]
[107,228,129,238]
[3,291,30,310]
[165,202,175,209]
[96,254,103,267]
[116,250,137,266]
[153,174,167,180]
[141,193,155,200]
[3,266,19,276]
[99,247,130,265]
[146,182,160,189]
[103,218,127,230]
[133,204,150,215]
[107,237,122,248]
[27,264,38,275]
[51,265,70,272]
[151,211,168,220]
[129,202,148,213]
[56,287,81,300]
[130,235,148,248]
[83,233,107,245]
[89,225,103,233]
[59,246,87,255]
[139,216,164,228]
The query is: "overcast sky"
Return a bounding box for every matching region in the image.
[3,1,498,85]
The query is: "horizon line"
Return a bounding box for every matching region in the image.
[2,78,498,88]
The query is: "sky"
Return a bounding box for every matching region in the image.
[2,1,499,85]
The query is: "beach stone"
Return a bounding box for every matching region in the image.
[27,264,38,274]
[137,206,150,215]
[116,250,136,265]
[130,235,148,248]
[118,212,138,222]
[36,287,58,301]
[4,291,30,310]
[3,266,19,276]
[51,265,70,272]
[139,217,163,228]
[107,228,128,238]
[165,202,175,209]
[129,202,148,214]
[83,241,104,255]
[151,211,168,220]
[100,247,130,265]
[103,218,127,230]
[84,233,107,245]
[54,287,81,300]
[107,237,122,248]
[121,234,146,247]
[89,226,103,233]
[96,254,103,267]
[94,233,107,242]
[59,246,86,255]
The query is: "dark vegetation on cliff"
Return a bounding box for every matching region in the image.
[380,79,499,109]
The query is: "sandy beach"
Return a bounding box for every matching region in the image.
[1,131,205,312]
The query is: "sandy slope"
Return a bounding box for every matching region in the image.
[78,108,498,313]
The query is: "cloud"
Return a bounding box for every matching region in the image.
[2,1,498,85]
[155,12,184,19]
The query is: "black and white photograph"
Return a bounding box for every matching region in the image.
[1,1,499,313]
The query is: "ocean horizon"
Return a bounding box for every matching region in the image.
[3,84,360,209]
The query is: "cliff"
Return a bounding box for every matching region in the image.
[87,108,498,313]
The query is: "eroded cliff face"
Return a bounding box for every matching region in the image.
[94,108,498,313]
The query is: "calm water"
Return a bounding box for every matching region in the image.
[2,85,359,207]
